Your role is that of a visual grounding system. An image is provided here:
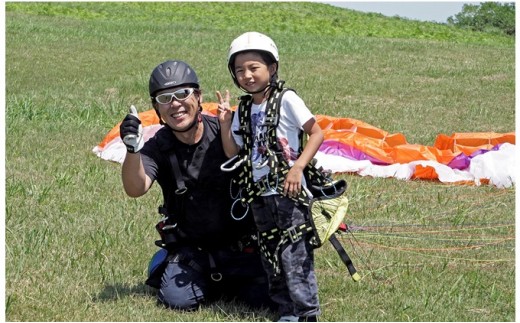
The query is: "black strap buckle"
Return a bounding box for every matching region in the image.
[286,225,302,243]
[237,124,251,135]
[263,115,279,127]
[255,177,269,192]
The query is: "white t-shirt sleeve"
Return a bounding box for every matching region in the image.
[275,91,315,163]
[280,90,315,130]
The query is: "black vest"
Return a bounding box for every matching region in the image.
[143,115,254,247]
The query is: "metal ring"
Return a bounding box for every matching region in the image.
[211,273,223,282]
[175,187,188,195]
[230,199,249,221]
[229,180,241,200]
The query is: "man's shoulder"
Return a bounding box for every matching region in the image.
[202,114,221,133]
[202,113,219,124]
[151,126,173,142]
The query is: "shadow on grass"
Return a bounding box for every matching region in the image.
[94,282,156,302]
[94,283,275,321]
[205,300,275,322]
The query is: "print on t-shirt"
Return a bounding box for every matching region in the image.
[251,110,296,167]
[251,110,267,165]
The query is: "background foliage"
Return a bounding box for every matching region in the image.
[448,2,515,36]
[5,2,515,322]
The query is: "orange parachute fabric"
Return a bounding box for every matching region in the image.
[434,132,516,155]
[93,103,516,188]
[315,114,515,165]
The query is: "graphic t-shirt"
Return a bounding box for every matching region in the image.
[231,90,315,192]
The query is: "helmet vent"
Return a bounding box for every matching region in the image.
[149,60,199,96]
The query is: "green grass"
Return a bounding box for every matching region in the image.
[5,2,515,322]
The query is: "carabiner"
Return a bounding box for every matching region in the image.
[220,155,246,172]
[255,157,269,169]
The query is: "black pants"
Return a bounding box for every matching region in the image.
[158,245,274,311]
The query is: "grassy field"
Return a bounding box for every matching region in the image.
[5,2,515,322]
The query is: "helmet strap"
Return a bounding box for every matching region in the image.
[242,84,269,95]
[240,74,278,96]
[153,106,166,126]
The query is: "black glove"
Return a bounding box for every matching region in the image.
[120,105,144,153]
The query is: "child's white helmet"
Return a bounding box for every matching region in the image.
[227,32,279,89]
[228,31,279,63]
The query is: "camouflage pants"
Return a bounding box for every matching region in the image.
[252,195,321,318]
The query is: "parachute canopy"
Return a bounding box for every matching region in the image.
[93,103,516,188]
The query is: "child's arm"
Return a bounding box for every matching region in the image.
[216,90,240,158]
[284,118,324,198]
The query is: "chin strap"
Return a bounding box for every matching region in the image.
[240,76,279,96]
[243,84,271,95]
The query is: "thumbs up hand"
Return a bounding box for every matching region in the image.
[120,105,144,153]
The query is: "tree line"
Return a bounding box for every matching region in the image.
[448,2,515,36]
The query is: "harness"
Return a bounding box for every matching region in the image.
[146,120,257,288]
[149,150,226,285]
[222,80,360,281]
[222,81,329,207]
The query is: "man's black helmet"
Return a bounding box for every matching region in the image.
[149,60,199,98]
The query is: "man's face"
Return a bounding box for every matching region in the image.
[154,86,201,131]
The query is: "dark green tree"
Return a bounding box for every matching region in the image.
[447,2,515,36]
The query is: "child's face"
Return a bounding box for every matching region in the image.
[234,52,276,93]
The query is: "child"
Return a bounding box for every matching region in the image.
[216,31,324,322]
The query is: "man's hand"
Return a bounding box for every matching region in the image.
[120,105,144,153]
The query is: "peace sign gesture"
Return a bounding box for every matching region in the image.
[216,90,233,126]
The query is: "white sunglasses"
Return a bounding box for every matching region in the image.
[155,88,195,104]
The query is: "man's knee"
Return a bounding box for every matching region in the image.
[158,285,204,310]
[158,257,207,310]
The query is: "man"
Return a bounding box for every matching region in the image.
[119,60,271,311]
